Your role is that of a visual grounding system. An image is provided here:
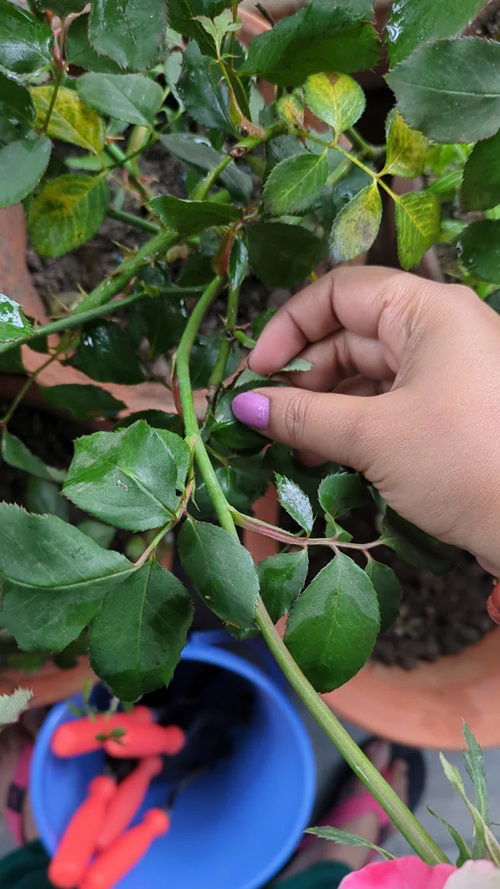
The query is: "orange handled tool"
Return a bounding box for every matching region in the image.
[80,809,169,889]
[48,775,116,888]
[96,755,163,851]
[105,723,184,759]
[52,707,153,757]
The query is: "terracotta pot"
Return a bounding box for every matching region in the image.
[0,658,95,709]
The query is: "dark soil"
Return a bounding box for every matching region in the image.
[0,401,82,506]
[27,143,186,312]
[468,0,500,38]
[372,552,494,669]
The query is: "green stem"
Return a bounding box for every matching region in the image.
[173,276,449,865]
[0,290,153,356]
[208,280,241,390]
[106,142,150,202]
[175,276,235,534]
[41,66,63,134]
[0,349,59,424]
[76,228,178,313]
[107,208,161,234]
[345,127,384,160]
[254,601,448,865]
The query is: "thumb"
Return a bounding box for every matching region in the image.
[231,387,388,471]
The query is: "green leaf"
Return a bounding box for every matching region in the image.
[77,519,116,549]
[0,503,133,651]
[88,560,193,699]
[178,519,259,627]
[192,456,270,519]
[462,131,500,210]
[258,550,309,623]
[37,0,87,13]
[319,471,367,518]
[0,688,33,727]
[30,86,105,154]
[229,239,249,293]
[285,552,379,692]
[190,331,240,389]
[365,560,402,634]
[386,39,500,143]
[28,174,108,259]
[427,808,471,868]
[382,506,458,575]
[281,358,313,373]
[0,137,51,209]
[305,827,394,861]
[247,222,321,288]
[178,40,232,131]
[160,133,252,202]
[77,73,163,126]
[40,384,126,420]
[263,152,328,216]
[149,195,241,236]
[458,220,500,284]
[2,429,66,483]
[0,0,52,73]
[115,410,183,435]
[66,14,123,73]
[169,0,231,56]
[275,473,314,534]
[193,9,240,57]
[463,722,490,856]
[394,191,440,270]
[383,110,429,178]
[0,346,23,374]
[63,421,186,531]
[89,0,168,71]
[0,71,34,127]
[210,381,270,450]
[128,295,187,359]
[70,319,143,383]
[0,293,33,344]
[240,0,380,87]
[330,182,381,264]
[25,477,70,521]
[440,753,500,865]
[304,73,365,133]
[386,0,485,66]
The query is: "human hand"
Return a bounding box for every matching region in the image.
[231,266,500,575]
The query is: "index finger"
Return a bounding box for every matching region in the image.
[249,265,418,376]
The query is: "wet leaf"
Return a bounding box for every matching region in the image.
[0,0,52,73]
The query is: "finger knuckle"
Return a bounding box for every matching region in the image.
[283,391,311,447]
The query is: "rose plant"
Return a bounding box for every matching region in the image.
[1,0,500,870]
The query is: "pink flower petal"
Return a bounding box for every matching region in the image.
[339,857,457,889]
[445,860,500,889]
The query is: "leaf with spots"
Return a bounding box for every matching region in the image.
[63,421,186,531]
[275,473,314,534]
[30,86,105,154]
[330,182,382,264]
[28,175,109,258]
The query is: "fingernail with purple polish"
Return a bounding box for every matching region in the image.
[231,392,270,429]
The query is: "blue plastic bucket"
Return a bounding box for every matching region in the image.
[31,633,316,889]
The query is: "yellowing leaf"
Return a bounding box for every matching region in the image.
[31,86,105,154]
[276,92,304,129]
[28,174,109,258]
[304,72,365,134]
[394,190,440,269]
[263,152,328,215]
[384,109,430,178]
[330,181,381,263]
